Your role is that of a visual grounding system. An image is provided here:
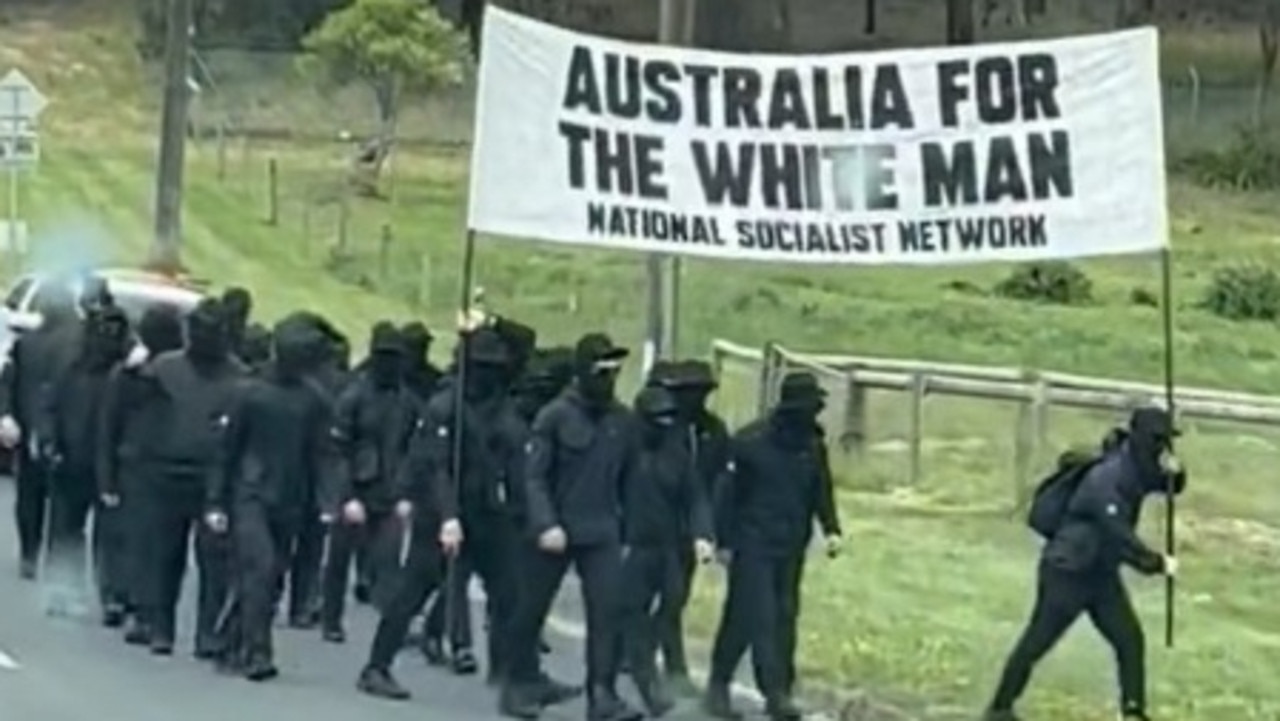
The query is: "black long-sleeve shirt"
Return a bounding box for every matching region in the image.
[623,430,713,547]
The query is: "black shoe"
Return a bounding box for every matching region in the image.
[18,558,35,581]
[587,686,643,721]
[638,678,676,718]
[123,618,150,646]
[288,613,318,630]
[357,667,411,701]
[765,695,803,721]
[102,604,126,629]
[243,657,279,682]
[499,683,543,720]
[149,637,174,656]
[702,684,742,720]
[420,637,446,666]
[536,674,583,706]
[322,626,346,644]
[451,648,479,675]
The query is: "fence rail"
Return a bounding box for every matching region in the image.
[709,339,1280,510]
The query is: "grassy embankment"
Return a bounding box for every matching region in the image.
[4,4,1279,719]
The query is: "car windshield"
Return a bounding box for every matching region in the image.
[109,289,199,325]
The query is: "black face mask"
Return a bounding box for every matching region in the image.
[465,363,506,400]
[577,366,617,406]
[671,386,712,420]
[1129,430,1173,491]
[772,404,822,447]
[642,414,675,447]
[274,342,311,383]
[368,351,401,388]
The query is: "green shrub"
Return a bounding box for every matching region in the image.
[1200,264,1280,321]
[993,261,1093,305]
[1174,127,1280,191]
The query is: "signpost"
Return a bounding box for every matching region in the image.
[0,70,47,253]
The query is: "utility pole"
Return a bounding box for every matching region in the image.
[151,0,194,272]
[649,0,696,369]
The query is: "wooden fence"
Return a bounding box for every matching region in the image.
[709,339,1280,510]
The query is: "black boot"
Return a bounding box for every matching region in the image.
[243,655,279,682]
[322,625,346,644]
[586,685,643,721]
[637,677,675,718]
[451,648,479,675]
[536,673,583,706]
[353,581,372,605]
[357,667,411,700]
[765,695,803,721]
[149,635,174,656]
[499,682,543,720]
[18,558,35,581]
[702,683,742,720]
[420,636,446,666]
[123,617,150,646]
[102,603,126,629]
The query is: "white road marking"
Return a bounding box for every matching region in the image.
[0,647,21,671]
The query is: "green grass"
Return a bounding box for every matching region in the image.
[6,3,1280,720]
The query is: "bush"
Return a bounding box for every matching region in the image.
[993,261,1093,305]
[1200,264,1280,321]
[1175,127,1280,191]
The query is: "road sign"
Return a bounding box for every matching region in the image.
[0,133,38,168]
[0,70,46,129]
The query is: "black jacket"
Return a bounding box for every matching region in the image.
[714,416,842,556]
[0,317,81,441]
[524,387,638,546]
[1043,444,1168,576]
[207,373,338,516]
[623,429,713,547]
[45,357,116,480]
[329,374,419,513]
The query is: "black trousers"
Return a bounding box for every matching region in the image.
[46,466,95,592]
[321,510,393,631]
[425,514,516,672]
[13,449,48,564]
[93,501,130,609]
[621,544,690,688]
[279,514,323,620]
[117,470,150,614]
[230,503,296,665]
[423,554,472,647]
[366,521,444,671]
[654,542,695,677]
[138,480,230,650]
[507,541,624,690]
[708,548,804,700]
[990,564,1146,714]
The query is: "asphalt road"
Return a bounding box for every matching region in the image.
[0,479,751,721]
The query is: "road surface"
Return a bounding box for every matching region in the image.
[0,479,753,720]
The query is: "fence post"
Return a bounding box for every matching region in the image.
[756,342,778,416]
[216,123,227,181]
[838,368,868,456]
[907,372,927,486]
[1187,65,1201,127]
[265,157,279,226]
[1013,371,1044,512]
[378,224,392,280]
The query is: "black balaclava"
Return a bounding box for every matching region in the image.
[572,333,626,409]
[401,322,432,370]
[462,329,510,400]
[366,321,403,389]
[222,287,253,344]
[241,323,272,368]
[79,276,114,316]
[35,283,78,328]
[137,305,184,355]
[185,298,230,366]
[514,346,574,420]
[668,360,716,422]
[271,321,320,384]
[1126,406,1182,494]
[771,373,826,449]
[83,306,130,371]
[635,387,678,448]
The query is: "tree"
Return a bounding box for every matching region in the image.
[300,0,465,193]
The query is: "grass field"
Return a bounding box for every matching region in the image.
[5,2,1280,720]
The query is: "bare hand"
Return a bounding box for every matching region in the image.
[538,526,567,554]
[342,499,367,525]
[439,518,464,556]
[100,493,121,508]
[693,538,715,565]
[204,510,228,534]
[394,500,413,520]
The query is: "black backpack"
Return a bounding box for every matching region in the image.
[1026,448,1104,539]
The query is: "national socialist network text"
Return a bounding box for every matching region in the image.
[556,45,1074,258]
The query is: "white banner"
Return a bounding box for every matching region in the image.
[468,8,1169,265]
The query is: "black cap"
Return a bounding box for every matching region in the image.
[401,321,433,344]
[646,360,680,388]
[1129,405,1179,439]
[465,328,511,365]
[776,372,826,410]
[635,386,678,418]
[369,321,403,354]
[675,359,717,389]
[574,333,628,369]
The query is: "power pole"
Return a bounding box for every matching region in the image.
[649,0,696,369]
[151,0,194,272]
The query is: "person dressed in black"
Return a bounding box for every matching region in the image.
[400,321,442,403]
[238,323,272,373]
[621,386,715,717]
[132,298,246,657]
[97,305,186,645]
[222,287,254,361]
[320,322,418,643]
[984,407,1184,721]
[0,284,82,580]
[649,359,729,696]
[500,332,640,721]
[41,305,131,620]
[705,372,843,721]
[204,319,335,681]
